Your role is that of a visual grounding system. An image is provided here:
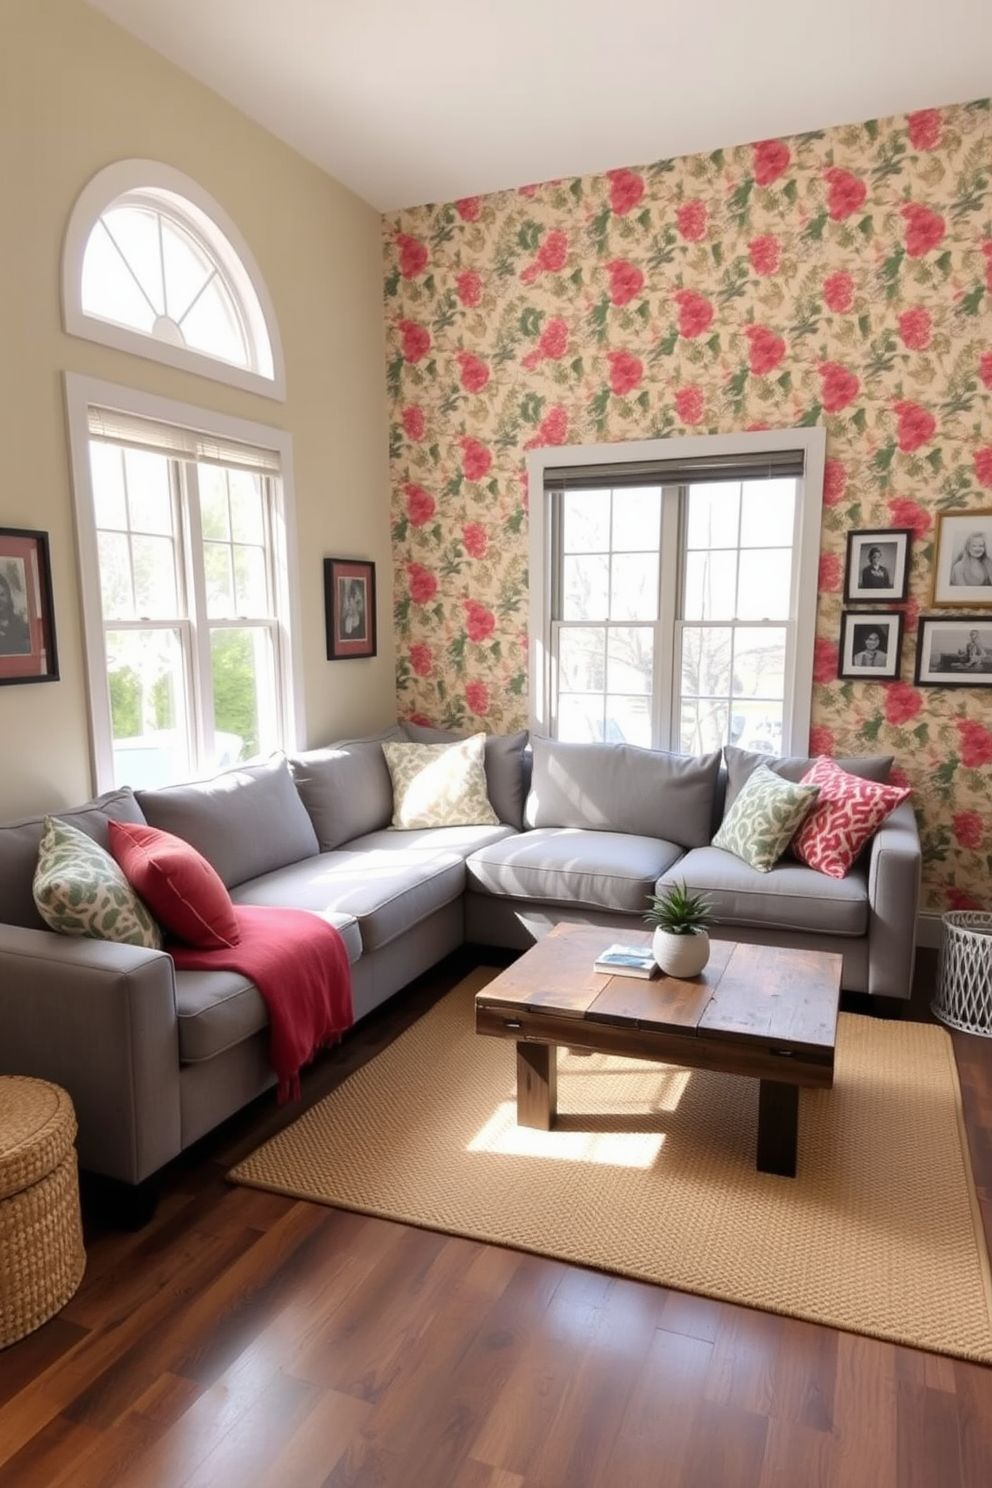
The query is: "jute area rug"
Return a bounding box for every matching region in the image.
[230,967,992,1364]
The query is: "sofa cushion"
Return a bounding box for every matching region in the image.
[791,757,912,879]
[723,744,894,815]
[173,907,362,1064]
[109,820,241,949]
[33,817,163,949]
[137,754,319,889]
[230,848,466,953]
[290,735,402,850]
[402,723,530,828]
[466,827,685,914]
[0,787,148,931]
[524,737,721,847]
[382,734,499,828]
[657,845,869,937]
[712,764,820,872]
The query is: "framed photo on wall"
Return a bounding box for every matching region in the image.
[930,510,992,606]
[838,610,903,680]
[0,527,59,686]
[915,615,992,685]
[843,528,912,603]
[324,557,377,660]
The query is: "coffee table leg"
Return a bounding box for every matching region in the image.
[516,1042,557,1130]
[757,1079,799,1176]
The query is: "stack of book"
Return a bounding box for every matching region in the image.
[593,943,659,979]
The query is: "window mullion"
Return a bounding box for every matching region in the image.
[180,461,215,772]
[655,485,681,750]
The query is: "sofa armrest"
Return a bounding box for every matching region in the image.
[0,924,182,1185]
[866,800,922,1000]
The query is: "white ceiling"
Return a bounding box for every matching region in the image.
[85,0,992,213]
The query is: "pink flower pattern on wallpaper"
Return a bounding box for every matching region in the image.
[384,99,992,910]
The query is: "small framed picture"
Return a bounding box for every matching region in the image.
[915,615,992,685]
[838,611,904,680]
[324,557,376,660]
[930,510,992,606]
[0,527,59,686]
[843,528,912,603]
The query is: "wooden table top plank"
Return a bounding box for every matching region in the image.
[697,942,841,1052]
[586,939,735,1031]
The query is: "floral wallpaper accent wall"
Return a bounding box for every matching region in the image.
[382,99,992,912]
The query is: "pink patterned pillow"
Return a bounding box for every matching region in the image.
[791,756,911,879]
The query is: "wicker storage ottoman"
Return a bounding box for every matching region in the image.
[0,1076,86,1348]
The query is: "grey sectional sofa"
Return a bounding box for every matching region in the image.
[0,727,921,1201]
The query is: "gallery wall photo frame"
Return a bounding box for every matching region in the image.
[843,528,912,603]
[0,527,59,686]
[838,610,904,681]
[324,557,377,660]
[915,615,992,686]
[930,509,992,607]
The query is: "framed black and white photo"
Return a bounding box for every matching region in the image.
[930,510,992,606]
[838,610,903,681]
[324,557,377,660]
[0,527,59,686]
[914,615,992,686]
[843,528,912,603]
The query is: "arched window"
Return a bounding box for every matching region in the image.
[63,161,284,400]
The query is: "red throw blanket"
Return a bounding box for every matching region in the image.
[171,906,354,1102]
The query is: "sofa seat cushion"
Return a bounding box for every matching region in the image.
[658,846,869,937]
[466,828,685,914]
[230,850,466,953]
[174,908,361,1063]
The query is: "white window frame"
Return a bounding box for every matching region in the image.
[62,160,286,401]
[64,373,305,794]
[527,427,827,755]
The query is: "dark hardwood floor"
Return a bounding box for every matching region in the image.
[2,946,991,1487]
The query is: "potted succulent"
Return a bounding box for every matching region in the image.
[644,880,714,977]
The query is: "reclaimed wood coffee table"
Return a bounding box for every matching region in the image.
[475,923,842,1177]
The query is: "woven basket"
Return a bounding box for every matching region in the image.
[933,912,992,1038]
[0,1077,86,1348]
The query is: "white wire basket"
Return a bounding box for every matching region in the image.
[933,911,992,1037]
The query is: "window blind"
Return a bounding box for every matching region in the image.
[86,406,281,474]
[544,447,806,490]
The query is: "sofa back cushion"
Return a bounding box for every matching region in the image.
[523,737,721,847]
[723,744,894,816]
[402,723,530,828]
[0,787,148,931]
[137,754,319,889]
[290,729,405,850]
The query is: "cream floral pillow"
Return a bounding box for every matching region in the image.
[382,734,499,829]
[33,816,163,948]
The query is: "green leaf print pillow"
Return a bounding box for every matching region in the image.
[33,816,163,948]
[712,763,820,873]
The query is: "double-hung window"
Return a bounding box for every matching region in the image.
[65,377,302,792]
[529,429,826,757]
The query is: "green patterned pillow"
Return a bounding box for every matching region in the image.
[33,817,163,948]
[712,764,820,873]
[382,733,499,829]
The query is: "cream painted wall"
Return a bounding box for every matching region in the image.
[0,0,394,820]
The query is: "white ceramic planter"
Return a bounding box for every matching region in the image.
[652,927,710,978]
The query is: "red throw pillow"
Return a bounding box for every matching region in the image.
[791,756,911,879]
[108,820,240,949]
